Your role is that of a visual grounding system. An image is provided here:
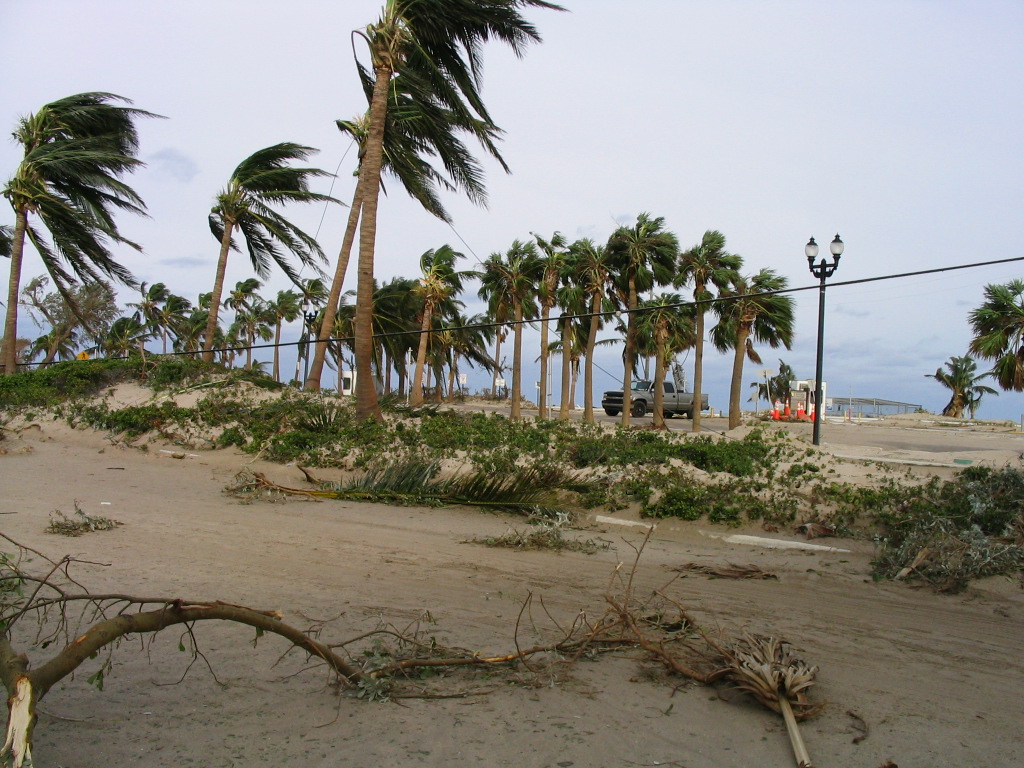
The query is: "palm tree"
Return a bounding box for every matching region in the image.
[566,238,613,422]
[267,290,301,382]
[532,231,568,419]
[478,240,542,419]
[2,92,159,374]
[347,0,562,421]
[606,213,680,427]
[306,74,507,392]
[410,245,473,406]
[926,355,997,418]
[129,282,170,353]
[95,315,150,359]
[678,230,743,432]
[634,294,697,429]
[439,312,495,401]
[202,143,335,362]
[969,279,1024,391]
[749,359,796,409]
[712,269,795,430]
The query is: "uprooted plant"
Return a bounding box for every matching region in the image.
[0,529,824,768]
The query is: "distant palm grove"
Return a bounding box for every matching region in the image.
[2,1,1022,425]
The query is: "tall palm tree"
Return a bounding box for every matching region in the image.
[478,240,542,419]
[532,231,568,419]
[926,355,997,418]
[202,143,335,362]
[634,294,697,429]
[712,269,795,430]
[678,230,743,432]
[2,92,159,374]
[969,279,1024,391]
[606,213,680,427]
[567,238,613,423]
[410,245,473,406]
[348,0,562,421]
[306,74,507,392]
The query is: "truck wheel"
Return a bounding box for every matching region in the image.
[604,408,619,416]
[631,400,646,418]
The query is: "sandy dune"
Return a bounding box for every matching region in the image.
[1,404,1022,768]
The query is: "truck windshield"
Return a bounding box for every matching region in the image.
[631,381,653,391]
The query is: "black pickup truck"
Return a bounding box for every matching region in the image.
[601,380,710,418]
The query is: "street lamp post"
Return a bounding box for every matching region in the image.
[805,234,845,446]
[301,301,318,389]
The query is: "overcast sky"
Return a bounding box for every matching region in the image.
[3,1,1023,420]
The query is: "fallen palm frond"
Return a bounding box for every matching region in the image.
[227,460,580,518]
[725,634,822,767]
[672,562,778,580]
[467,526,609,554]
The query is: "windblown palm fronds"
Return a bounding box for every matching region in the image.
[230,460,578,518]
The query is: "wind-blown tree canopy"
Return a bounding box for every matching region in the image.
[606,212,680,427]
[202,143,336,362]
[347,0,564,421]
[305,71,507,391]
[969,279,1024,391]
[21,275,119,364]
[1,92,161,374]
[926,355,997,418]
[712,268,795,430]
[678,230,742,433]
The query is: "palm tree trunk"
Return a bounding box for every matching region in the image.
[492,332,504,397]
[691,307,706,432]
[1,209,29,375]
[620,276,638,427]
[410,304,432,407]
[583,293,600,423]
[538,305,551,419]
[558,314,571,421]
[306,192,361,390]
[511,306,524,420]
[272,322,282,381]
[728,328,749,429]
[202,223,234,363]
[653,326,667,430]
[353,65,391,421]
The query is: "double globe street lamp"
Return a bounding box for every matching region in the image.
[805,234,845,446]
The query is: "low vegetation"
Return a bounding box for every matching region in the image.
[3,359,1023,592]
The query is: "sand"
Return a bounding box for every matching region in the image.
[1,394,1022,768]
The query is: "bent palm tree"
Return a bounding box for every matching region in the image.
[348,0,562,421]
[679,230,742,432]
[202,143,335,362]
[969,279,1024,391]
[712,269,795,430]
[926,355,997,418]
[2,92,159,374]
